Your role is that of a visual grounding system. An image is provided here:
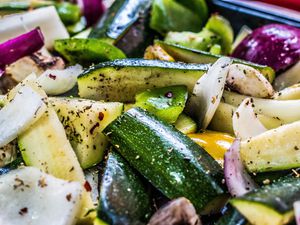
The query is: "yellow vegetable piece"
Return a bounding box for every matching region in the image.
[144,44,175,61]
[188,131,234,165]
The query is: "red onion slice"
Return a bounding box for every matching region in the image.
[77,0,105,26]
[0,28,44,70]
[224,139,257,197]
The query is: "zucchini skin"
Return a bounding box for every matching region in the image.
[89,0,154,57]
[78,59,209,102]
[231,176,300,214]
[214,207,247,225]
[103,107,226,212]
[0,157,23,176]
[98,151,152,225]
[78,59,209,79]
[155,40,275,83]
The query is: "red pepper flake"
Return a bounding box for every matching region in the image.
[84,181,92,192]
[164,91,173,98]
[48,74,57,80]
[89,122,100,135]
[19,207,28,216]
[98,112,105,121]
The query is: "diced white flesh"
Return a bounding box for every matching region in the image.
[273,61,300,91]
[0,85,46,148]
[232,98,267,139]
[37,65,83,95]
[18,108,95,221]
[226,64,274,98]
[273,83,300,100]
[0,6,69,49]
[0,167,82,225]
[186,57,232,129]
[223,90,300,124]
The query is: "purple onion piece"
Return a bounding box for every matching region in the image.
[224,139,257,197]
[0,28,44,69]
[232,24,300,72]
[294,201,300,225]
[77,0,105,26]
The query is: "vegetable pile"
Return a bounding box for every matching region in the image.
[1,1,300,225]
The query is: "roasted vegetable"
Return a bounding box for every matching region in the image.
[231,176,300,225]
[232,24,300,72]
[135,85,188,123]
[155,40,275,83]
[148,198,201,225]
[78,59,208,102]
[150,0,208,35]
[89,0,153,57]
[188,131,234,166]
[54,39,126,67]
[104,107,227,213]
[98,151,152,225]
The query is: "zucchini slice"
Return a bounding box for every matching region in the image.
[240,120,300,173]
[18,109,94,222]
[89,0,153,57]
[103,107,227,213]
[98,151,152,224]
[78,59,208,102]
[230,176,300,225]
[155,40,275,83]
[174,114,197,134]
[49,97,123,169]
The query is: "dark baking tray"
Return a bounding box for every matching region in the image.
[208,0,300,33]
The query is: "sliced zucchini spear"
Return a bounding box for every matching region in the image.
[240,120,300,173]
[98,151,152,225]
[49,97,123,169]
[231,176,300,225]
[155,40,275,83]
[104,107,226,213]
[78,59,208,102]
[186,57,232,129]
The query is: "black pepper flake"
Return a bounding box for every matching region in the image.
[295,146,299,151]
[66,193,72,202]
[38,177,47,188]
[19,207,28,216]
[90,122,100,135]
